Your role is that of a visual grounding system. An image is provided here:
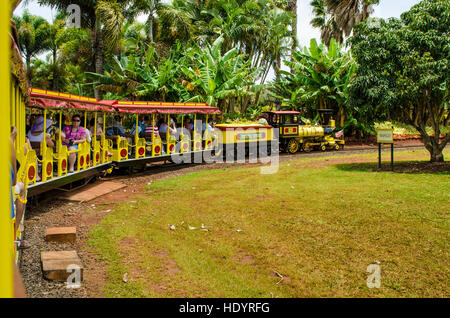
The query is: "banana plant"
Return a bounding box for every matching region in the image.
[180,36,259,109]
[272,38,356,127]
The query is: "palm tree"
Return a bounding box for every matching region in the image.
[126,0,162,43]
[37,0,125,98]
[325,0,379,37]
[13,9,51,84]
[263,7,294,81]
[286,0,298,62]
[157,0,195,45]
[43,11,67,90]
[310,0,343,46]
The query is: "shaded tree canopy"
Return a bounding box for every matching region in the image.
[349,0,449,162]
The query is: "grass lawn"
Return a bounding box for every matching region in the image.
[88,149,449,297]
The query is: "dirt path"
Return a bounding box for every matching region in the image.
[19,143,444,297]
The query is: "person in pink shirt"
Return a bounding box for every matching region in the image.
[62,114,86,173]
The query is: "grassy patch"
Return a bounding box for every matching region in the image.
[87,149,449,297]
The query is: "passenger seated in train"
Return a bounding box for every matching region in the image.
[27,115,55,158]
[62,114,87,173]
[144,116,159,139]
[207,118,215,132]
[89,117,103,139]
[159,117,177,142]
[130,116,146,137]
[183,117,194,136]
[106,115,125,137]
[26,114,37,135]
[52,114,67,131]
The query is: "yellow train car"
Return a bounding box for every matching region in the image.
[112,101,221,169]
[215,123,274,159]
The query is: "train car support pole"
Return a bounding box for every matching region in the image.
[59,112,62,145]
[152,114,155,157]
[193,113,197,150]
[135,114,139,159]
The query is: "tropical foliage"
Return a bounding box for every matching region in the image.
[349,0,450,162]
[310,0,379,47]
[87,36,260,112]
[271,38,356,130]
[13,9,51,83]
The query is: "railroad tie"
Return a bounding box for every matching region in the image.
[41,250,83,282]
[45,227,77,243]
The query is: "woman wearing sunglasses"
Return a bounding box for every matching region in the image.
[62,114,87,173]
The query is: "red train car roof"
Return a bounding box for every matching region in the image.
[113,100,221,115]
[29,88,115,112]
[28,89,221,114]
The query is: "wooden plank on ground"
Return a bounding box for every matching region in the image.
[41,250,83,282]
[61,181,127,202]
[45,227,77,243]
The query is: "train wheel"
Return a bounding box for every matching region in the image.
[334,144,340,151]
[287,139,300,154]
[303,143,312,153]
[320,144,327,151]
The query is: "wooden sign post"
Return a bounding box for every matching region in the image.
[376,128,394,170]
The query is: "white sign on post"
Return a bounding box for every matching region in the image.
[376,128,393,144]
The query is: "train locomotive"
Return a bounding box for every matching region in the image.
[262,109,345,154]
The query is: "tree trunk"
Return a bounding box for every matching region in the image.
[414,124,447,163]
[275,55,281,79]
[148,14,154,43]
[52,48,57,91]
[290,0,298,74]
[93,19,103,99]
[429,144,444,162]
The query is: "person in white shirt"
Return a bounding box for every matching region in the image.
[207,118,215,132]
